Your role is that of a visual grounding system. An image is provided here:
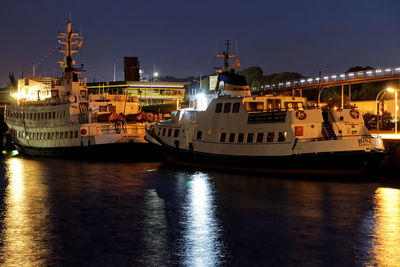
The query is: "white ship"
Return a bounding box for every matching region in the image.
[5,20,157,160]
[145,42,387,174]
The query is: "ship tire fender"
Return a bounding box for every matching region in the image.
[350,109,359,119]
[296,110,307,120]
[149,124,155,134]
[81,128,87,136]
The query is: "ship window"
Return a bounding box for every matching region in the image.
[229,133,235,142]
[174,129,179,137]
[278,132,286,142]
[109,106,116,113]
[223,103,231,113]
[29,113,32,119]
[158,128,161,136]
[52,132,55,139]
[162,128,166,136]
[232,103,240,113]
[220,133,226,142]
[256,133,264,143]
[45,113,48,119]
[267,132,274,142]
[48,112,51,118]
[247,133,254,143]
[56,132,59,139]
[167,129,172,137]
[196,131,202,140]
[99,106,107,112]
[65,131,68,138]
[70,131,73,138]
[238,133,244,143]
[52,112,56,118]
[215,103,223,113]
[75,131,78,138]
[47,133,51,139]
[41,113,44,120]
[63,110,66,117]
[60,132,64,139]
[244,102,264,112]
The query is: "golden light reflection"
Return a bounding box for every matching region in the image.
[184,172,221,267]
[370,187,400,266]
[1,158,52,266]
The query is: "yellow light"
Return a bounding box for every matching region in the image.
[369,187,400,266]
[386,87,395,93]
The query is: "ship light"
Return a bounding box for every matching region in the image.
[196,93,207,111]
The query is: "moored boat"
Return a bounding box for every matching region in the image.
[5,20,161,161]
[145,42,387,174]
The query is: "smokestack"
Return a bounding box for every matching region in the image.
[124,57,140,81]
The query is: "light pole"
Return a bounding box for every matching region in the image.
[150,66,158,105]
[317,87,327,107]
[376,88,395,136]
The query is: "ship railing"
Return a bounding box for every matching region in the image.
[298,134,373,142]
[18,95,72,107]
[262,66,400,91]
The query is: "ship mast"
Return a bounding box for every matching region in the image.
[215,40,237,72]
[57,20,83,81]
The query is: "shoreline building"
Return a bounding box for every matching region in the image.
[87,57,187,106]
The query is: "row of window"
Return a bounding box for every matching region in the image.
[158,127,180,138]
[196,131,287,143]
[215,102,241,113]
[157,126,287,143]
[11,129,79,140]
[6,109,67,120]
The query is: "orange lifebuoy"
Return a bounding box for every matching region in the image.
[296,110,307,120]
[81,129,87,135]
[350,109,359,119]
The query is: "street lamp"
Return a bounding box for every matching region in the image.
[150,70,159,105]
[317,87,327,107]
[376,87,395,136]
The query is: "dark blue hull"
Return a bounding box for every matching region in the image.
[159,144,387,175]
[13,142,164,162]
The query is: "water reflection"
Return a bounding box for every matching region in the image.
[183,172,222,267]
[0,158,52,266]
[370,187,400,266]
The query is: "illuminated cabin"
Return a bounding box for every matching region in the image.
[87,81,187,106]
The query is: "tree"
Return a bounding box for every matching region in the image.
[237,66,263,86]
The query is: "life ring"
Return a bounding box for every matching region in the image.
[69,95,77,103]
[80,128,87,135]
[296,110,307,120]
[350,109,359,119]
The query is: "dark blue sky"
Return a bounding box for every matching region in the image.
[1,0,400,87]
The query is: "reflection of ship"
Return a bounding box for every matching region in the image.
[5,20,160,160]
[145,41,387,174]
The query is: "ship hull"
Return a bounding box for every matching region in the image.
[13,141,164,162]
[160,144,387,175]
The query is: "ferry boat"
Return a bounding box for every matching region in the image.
[145,42,387,174]
[5,20,157,160]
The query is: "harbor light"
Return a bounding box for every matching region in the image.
[196,93,207,111]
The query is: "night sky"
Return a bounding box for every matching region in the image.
[1,0,400,87]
